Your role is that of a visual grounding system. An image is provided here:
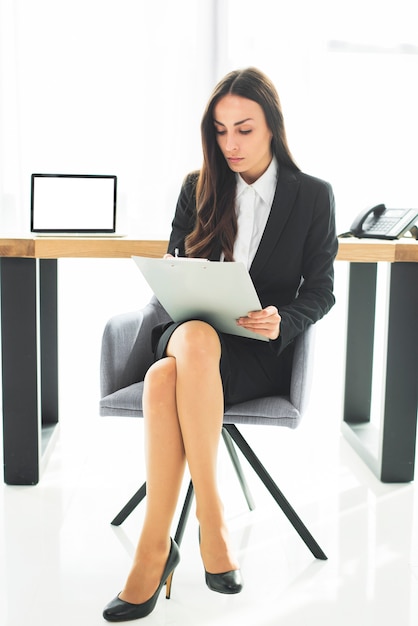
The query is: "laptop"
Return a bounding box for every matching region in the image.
[30,173,122,236]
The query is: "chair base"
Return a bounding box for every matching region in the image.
[111,483,147,526]
[224,424,327,560]
[111,425,327,560]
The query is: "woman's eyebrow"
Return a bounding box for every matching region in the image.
[213,117,253,127]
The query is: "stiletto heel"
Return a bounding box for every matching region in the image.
[103,538,180,622]
[165,571,174,599]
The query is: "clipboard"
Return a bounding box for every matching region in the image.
[132,256,268,341]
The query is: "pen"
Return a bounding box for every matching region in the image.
[174,248,179,258]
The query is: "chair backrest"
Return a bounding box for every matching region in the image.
[290,322,316,416]
[100,296,170,398]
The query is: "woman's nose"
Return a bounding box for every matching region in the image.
[225,134,238,152]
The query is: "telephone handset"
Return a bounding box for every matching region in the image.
[342,204,418,239]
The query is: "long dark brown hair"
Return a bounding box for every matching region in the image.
[185,67,299,260]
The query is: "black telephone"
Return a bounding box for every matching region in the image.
[343,204,418,239]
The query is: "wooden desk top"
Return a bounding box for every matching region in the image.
[0,236,417,262]
[335,238,418,262]
[0,237,168,259]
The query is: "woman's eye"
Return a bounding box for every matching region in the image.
[239,129,252,135]
[215,129,226,135]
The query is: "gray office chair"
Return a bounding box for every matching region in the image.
[99,296,327,560]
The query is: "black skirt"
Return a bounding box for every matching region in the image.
[152,321,294,406]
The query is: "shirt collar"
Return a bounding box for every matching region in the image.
[236,156,279,205]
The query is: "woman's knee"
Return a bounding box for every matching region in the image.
[144,357,177,396]
[166,321,221,362]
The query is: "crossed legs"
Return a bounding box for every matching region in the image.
[119,321,239,604]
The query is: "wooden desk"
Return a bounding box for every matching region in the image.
[1,237,417,484]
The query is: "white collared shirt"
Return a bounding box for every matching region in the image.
[232,156,278,269]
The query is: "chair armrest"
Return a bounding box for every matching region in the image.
[289,324,316,415]
[100,296,171,398]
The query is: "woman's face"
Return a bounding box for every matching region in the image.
[213,94,273,185]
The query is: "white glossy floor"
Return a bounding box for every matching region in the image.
[1,260,417,625]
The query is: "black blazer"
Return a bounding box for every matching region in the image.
[167,166,338,356]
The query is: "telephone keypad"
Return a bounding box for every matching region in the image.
[367,218,399,234]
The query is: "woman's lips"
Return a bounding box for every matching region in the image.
[228,157,244,164]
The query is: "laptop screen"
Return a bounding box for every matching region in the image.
[31,173,117,233]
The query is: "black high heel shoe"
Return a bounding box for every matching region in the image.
[199,527,243,595]
[103,538,180,622]
[205,568,243,594]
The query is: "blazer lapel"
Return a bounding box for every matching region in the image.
[249,166,300,280]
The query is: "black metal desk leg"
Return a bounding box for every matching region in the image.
[342,261,418,482]
[343,263,377,424]
[1,258,40,485]
[380,263,418,482]
[39,259,59,425]
[1,258,59,485]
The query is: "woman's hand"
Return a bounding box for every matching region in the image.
[236,306,281,340]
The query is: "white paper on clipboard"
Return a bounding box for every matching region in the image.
[132,256,268,341]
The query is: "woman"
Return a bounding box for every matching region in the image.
[103,67,338,621]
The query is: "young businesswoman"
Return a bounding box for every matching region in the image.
[103,67,338,621]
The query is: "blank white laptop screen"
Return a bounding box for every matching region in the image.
[31,173,117,234]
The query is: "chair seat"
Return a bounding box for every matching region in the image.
[224,397,300,427]
[100,382,145,417]
[100,382,301,427]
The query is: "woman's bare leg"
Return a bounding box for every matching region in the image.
[166,321,239,574]
[119,357,186,603]
[119,320,238,604]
